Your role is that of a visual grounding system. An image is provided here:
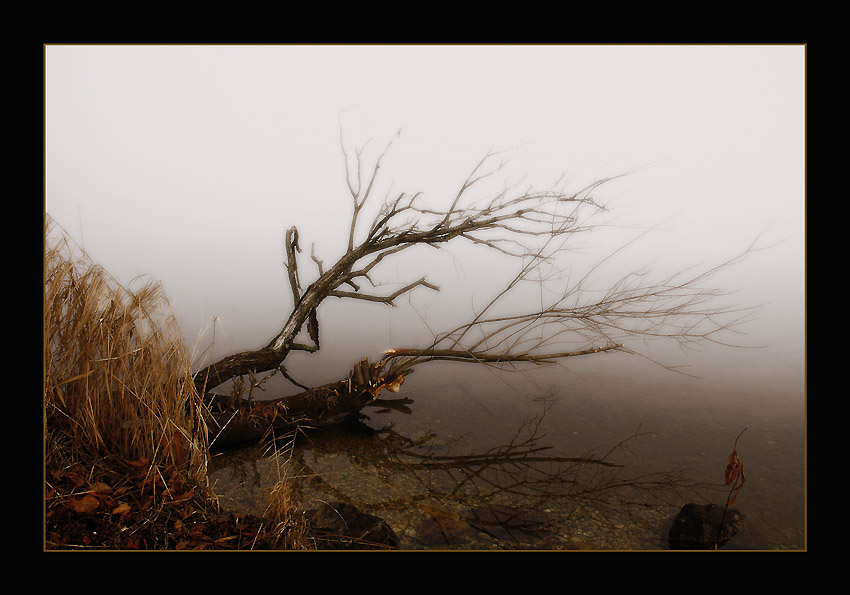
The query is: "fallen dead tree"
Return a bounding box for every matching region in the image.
[194,128,762,449]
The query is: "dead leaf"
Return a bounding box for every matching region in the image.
[90,481,113,494]
[111,502,132,515]
[72,495,100,514]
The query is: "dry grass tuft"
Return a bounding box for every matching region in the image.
[43,215,318,549]
[261,432,312,549]
[44,214,209,483]
[264,477,309,549]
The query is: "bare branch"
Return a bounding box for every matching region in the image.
[278,364,311,391]
[438,149,507,229]
[283,226,301,306]
[290,342,319,353]
[380,344,624,372]
[342,129,401,252]
[310,242,324,276]
[329,277,440,306]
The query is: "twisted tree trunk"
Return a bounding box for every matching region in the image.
[204,357,408,449]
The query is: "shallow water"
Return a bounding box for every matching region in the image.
[208,363,805,550]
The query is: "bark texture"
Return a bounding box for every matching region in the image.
[205,357,407,449]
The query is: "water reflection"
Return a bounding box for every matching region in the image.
[209,396,714,549]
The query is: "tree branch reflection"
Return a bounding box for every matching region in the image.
[291,398,702,518]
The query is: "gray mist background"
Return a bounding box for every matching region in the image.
[44,45,805,408]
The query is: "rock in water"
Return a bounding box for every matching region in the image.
[307,501,399,550]
[668,503,744,550]
[467,505,552,542]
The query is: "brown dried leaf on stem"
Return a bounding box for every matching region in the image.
[724,428,747,509]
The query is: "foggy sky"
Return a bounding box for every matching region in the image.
[44,44,805,394]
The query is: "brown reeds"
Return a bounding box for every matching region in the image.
[259,428,312,549]
[44,214,209,483]
[43,216,326,549]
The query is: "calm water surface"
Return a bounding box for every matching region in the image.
[208,363,805,550]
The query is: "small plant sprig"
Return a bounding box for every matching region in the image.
[724,428,747,507]
[715,427,747,549]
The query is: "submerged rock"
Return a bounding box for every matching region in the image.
[467,505,553,542]
[668,503,744,550]
[416,505,479,547]
[307,501,399,549]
